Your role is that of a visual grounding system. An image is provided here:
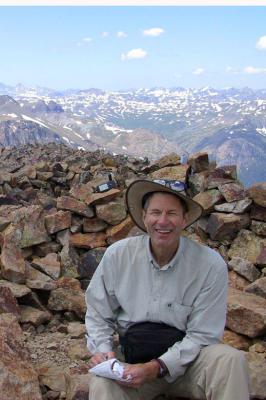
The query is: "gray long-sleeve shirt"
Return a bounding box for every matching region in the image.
[85,235,228,382]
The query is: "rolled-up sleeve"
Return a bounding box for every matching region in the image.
[160,259,228,382]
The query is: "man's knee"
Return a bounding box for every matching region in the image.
[89,374,139,400]
[89,375,115,395]
[202,343,248,372]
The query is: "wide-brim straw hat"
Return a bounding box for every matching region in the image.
[125,179,203,232]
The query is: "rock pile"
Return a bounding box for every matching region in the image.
[0,143,265,400]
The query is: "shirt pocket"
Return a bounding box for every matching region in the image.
[162,301,192,331]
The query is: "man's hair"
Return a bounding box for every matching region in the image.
[142,191,188,214]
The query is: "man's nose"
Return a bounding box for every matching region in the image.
[157,211,169,224]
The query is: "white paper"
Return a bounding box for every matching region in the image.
[89,358,132,382]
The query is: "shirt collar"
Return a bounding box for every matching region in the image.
[145,235,184,271]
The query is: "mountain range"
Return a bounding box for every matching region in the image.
[0,82,266,186]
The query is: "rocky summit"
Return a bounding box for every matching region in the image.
[0,143,265,400]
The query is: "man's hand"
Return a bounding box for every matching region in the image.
[119,360,160,389]
[88,351,116,368]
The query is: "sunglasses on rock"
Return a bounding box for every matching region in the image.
[153,179,187,192]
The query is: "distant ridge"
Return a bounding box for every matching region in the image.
[0,83,266,186]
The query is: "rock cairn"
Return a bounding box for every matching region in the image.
[0,143,265,400]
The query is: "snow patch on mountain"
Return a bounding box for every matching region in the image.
[21,114,49,129]
[256,127,266,136]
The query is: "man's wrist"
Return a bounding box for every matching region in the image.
[152,359,169,378]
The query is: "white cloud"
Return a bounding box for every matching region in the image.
[226,66,240,74]
[101,31,109,38]
[117,31,127,38]
[83,37,92,43]
[243,66,266,74]
[77,37,92,47]
[193,68,205,76]
[121,48,147,61]
[142,27,164,37]
[226,66,234,72]
[256,36,266,50]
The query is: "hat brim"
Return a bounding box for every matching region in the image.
[125,179,203,232]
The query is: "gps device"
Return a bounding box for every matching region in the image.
[95,174,117,193]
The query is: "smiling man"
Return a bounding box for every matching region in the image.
[85,179,249,400]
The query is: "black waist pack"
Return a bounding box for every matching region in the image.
[119,321,185,364]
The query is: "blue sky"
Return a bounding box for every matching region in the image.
[1,6,266,90]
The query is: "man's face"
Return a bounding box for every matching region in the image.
[142,192,188,252]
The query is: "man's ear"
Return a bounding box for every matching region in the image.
[182,213,188,229]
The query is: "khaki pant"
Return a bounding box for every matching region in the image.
[88,344,250,400]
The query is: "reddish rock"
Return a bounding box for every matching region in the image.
[14,165,37,179]
[188,152,209,172]
[206,213,250,240]
[64,365,90,400]
[197,166,235,191]
[214,198,252,214]
[106,216,135,244]
[188,172,207,196]
[245,277,266,299]
[57,196,94,218]
[25,262,57,291]
[45,210,72,234]
[34,241,62,258]
[228,229,266,264]
[67,338,90,361]
[56,276,81,291]
[228,270,250,291]
[145,152,181,173]
[206,167,236,190]
[67,322,86,339]
[35,191,56,209]
[228,257,261,282]
[251,220,266,237]
[38,365,66,393]
[96,199,127,225]
[69,214,83,233]
[0,232,26,283]
[36,171,53,180]
[70,232,106,249]
[48,287,86,318]
[85,188,121,206]
[11,205,50,248]
[32,253,61,280]
[20,305,52,326]
[83,217,108,233]
[247,182,266,207]
[250,203,266,222]
[256,247,266,266]
[0,313,42,400]
[218,182,246,202]
[0,279,31,297]
[0,216,11,232]
[0,170,12,183]
[227,288,266,338]
[193,189,224,214]
[0,286,20,318]
[150,164,190,181]
[60,244,80,278]
[222,329,250,351]
[69,182,98,202]
[78,248,106,280]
